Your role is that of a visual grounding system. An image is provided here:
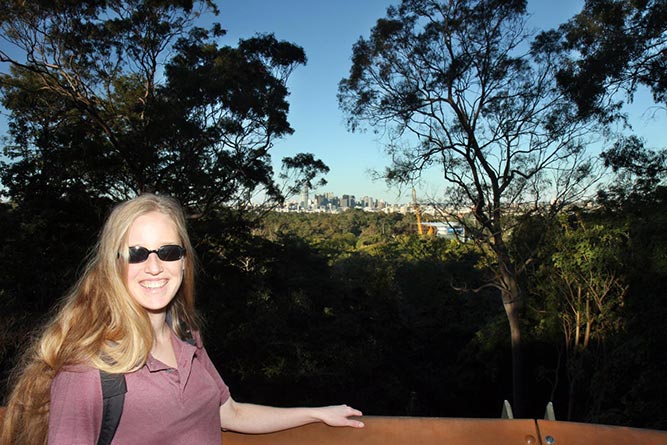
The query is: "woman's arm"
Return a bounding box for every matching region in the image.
[219,397,364,434]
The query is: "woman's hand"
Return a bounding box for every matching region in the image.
[316,404,365,428]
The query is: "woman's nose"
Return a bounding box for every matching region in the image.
[143,252,163,273]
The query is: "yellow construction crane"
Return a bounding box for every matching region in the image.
[412,188,424,235]
[412,188,434,236]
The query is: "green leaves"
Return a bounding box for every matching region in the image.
[551,0,667,121]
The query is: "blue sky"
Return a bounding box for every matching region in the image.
[216,0,667,204]
[213,0,592,203]
[213,1,409,202]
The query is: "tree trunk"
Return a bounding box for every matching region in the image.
[503,286,524,417]
[567,362,577,421]
[495,233,525,416]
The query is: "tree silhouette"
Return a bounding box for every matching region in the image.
[338,0,600,414]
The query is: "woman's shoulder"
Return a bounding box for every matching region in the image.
[49,365,104,443]
[58,363,99,374]
[52,364,102,399]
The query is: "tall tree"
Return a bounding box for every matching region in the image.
[0,0,310,215]
[338,0,598,414]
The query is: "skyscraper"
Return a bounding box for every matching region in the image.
[300,183,309,210]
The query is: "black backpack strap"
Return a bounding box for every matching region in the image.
[97,370,127,445]
[185,334,196,346]
[166,310,197,346]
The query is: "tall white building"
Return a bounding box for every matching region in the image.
[300,183,309,210]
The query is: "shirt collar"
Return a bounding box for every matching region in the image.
[144,329,198,373]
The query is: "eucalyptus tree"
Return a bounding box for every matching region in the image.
[338,0,599,414]
[0,0,312,215]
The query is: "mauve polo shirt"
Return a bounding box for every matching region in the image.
[48,330,231,445]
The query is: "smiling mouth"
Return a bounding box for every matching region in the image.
[141,280,167,289]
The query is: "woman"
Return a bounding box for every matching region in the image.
[1,194,363,444]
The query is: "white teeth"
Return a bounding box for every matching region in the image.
[141,280,166,289]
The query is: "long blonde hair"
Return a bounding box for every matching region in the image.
[1,193,199,445]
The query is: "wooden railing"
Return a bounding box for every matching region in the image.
[2,407,666,444]
[222,417,667,445]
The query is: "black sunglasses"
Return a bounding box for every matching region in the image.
[127,245,186,264]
